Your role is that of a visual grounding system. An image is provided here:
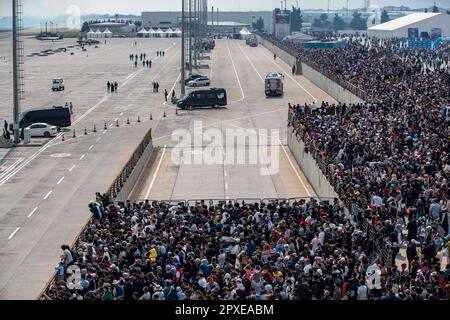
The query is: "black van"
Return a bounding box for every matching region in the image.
[177,88,227,109]
[18,106,72,129]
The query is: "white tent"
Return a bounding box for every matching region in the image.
[95,29,104,38]
[102,28,113,38]
[137,28,150,38]
[239,27,252,35]
[166,28,175,37]
[173,28,182,38]
[87,29,95,39]
[155,28,165,37]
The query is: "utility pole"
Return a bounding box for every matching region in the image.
[188,0,192,75]
[181,0,186,97]
[12,0,22,143]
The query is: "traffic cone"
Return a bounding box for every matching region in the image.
[62,134,65,142]
[93,125,97,133]
[176,109,178,115]
[127,117,130,125]
[150,113,153,120]
[73,130,76,138]
[104,122,107,130]
[137,116,141,123]
[163,111,166,118]
[84,127,88,135]
[116,120,119,127]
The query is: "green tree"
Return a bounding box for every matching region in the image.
[380,10,390,23]
[333,14,346,31]
[291,6,303,32]
[432,3,439,12]
[81,21,90,33]
[350,11,367,30]
[252,17,265,32]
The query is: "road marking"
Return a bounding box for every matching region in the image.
[279,140,312,197]
[89,145,94,151]
[69,164,76,172]
[238,43,265,83]
[8,227,20,240]
[27,207,38,218]
[225,182,228,190]
[0,43,179,187]
[224,170,228,177]
[119,112,124,116]
[109,124,113,128]
[43,190,53,200]
[57,177,65,185]
[96,137,102,142]
[79,154,86,161]
[226,42,245,103]
[0,158,24,179]
[144,145,167,200]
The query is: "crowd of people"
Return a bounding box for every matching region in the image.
[130,53,153,68]
[43,34,450,300]
[106,81,119,93]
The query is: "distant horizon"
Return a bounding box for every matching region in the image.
[0,0,449,18]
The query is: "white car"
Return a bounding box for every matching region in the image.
[188,77,211,87]
[26,123,57,138]
[52,78,65,91]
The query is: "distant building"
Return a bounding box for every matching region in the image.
[89,22,136,36]
[367,12,450,39]
[142,11,272,31]
[272,8,291,40]
[207,21,250,35]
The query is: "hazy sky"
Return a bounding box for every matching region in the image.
[1,0,449,17]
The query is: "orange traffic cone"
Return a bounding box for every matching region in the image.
[176,109,178,115]
[84,127,88,135]
[62,134,65,142]
[73,130,76,138]
[163,111,166,118]
[93,125,97,133]
[127,117,130,125]
[116,120,119,127]
[137,116,141,123]
[104,122,107,130]
[150,114,153,120]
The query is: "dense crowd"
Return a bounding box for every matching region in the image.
[44,196,450,301]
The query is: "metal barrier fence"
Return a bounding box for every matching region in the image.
[39,128,154,300]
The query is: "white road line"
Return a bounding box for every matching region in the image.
[225,182,229,190]
[79,154,86,161]
[238,43,265,83]
[119,112,124,116]
[8,227,20,240]
[144,145,167,200]
[69,165,76,172]
[224,170,228,177]
[114,118,119,121]
[0,43,178,188]
[27,207,38,218]
[280,140,312,197]
[89,145,94,151]
[227,42,245,103]
[57,177,65,185]
[43,190,53,200]
[96,137,102,142]
[0,158,24,180]
[109,124,113,128]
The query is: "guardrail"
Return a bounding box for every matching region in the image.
[39,127,154,300]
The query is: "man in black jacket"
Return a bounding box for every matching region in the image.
[406,240,417,270]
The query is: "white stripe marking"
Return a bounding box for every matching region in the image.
[144,145,167,200]
[225,182,228,190]
[43,190,53,200]
[27,207,38,218]
[8,227,20,240]
[79,154,86,161]
[57,177,65,185]
[89,145,94,151]
[227,42,245,103]
[96,137,102,142]
[69,165,76,172]
[280,140,312,197]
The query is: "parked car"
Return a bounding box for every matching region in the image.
[177,88,227,109]
[184,74,204,85]
[52,78,65,91]
[26,123,57,137]
[188,77,211,87]
[16,106,72,130]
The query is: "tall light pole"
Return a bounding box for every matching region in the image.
[181,0,186,97]
[12,0,21,143]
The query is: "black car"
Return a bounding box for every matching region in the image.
[184,74,204,85]
[177,88,227,109]
[17,106,72,129]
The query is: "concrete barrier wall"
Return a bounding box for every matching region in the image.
[257,35,297,69]
[301,63,365,105]
[287,127,338,199]
[115,142,154,202]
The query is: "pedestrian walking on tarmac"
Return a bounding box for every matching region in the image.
[111,83,115,93]
[164,89,169,102]
[114,82,118,93]
[156,82,160,93]
[149,60,152,68]
[69,102,74,115]
[157,51,159,57]
[143,60,146,67]
[135,60,138,68]
[144,53,146,60]
[107,81,111,92]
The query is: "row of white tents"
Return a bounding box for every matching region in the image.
[137,28,182,38]
[87,28,113,39]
